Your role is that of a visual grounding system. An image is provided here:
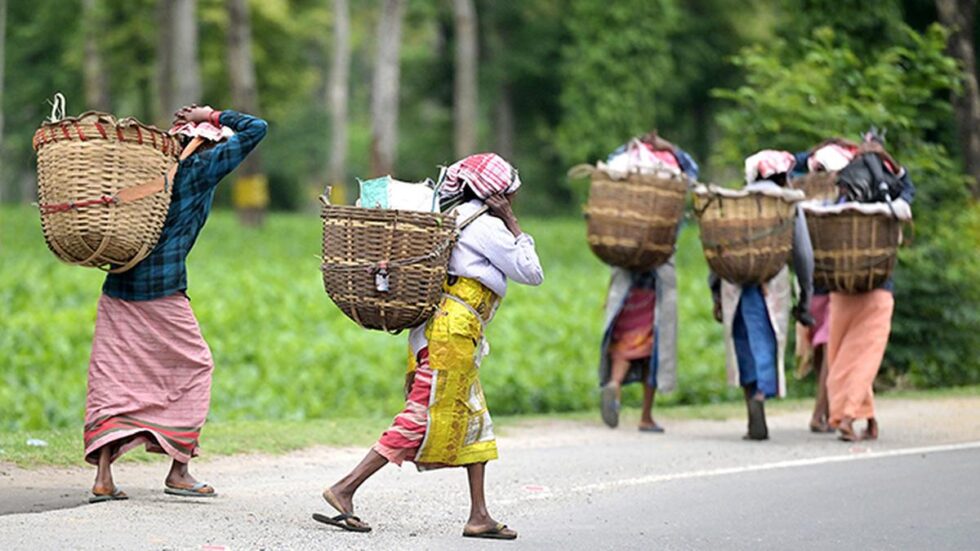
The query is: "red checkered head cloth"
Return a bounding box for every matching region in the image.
[744,150,796,185]
[438,153,522,209]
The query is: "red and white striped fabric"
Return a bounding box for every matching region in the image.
[439,153,521,204]
[744,150,796,184]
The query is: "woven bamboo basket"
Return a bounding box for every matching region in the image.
[693,186,803,285]
[584,170,688,270]
[320,196,459,332]
[806,210,901,293]
[791,170,839,202]
[33,111,180,272]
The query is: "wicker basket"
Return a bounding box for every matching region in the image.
[33,111,181,272]
[806,209,901,293]
[584,170,688,270]
[791,171,839,202]
[320,198,460,332]
[694,185,804,285]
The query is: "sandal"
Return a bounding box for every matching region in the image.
[809,421,834,434]
[313,512,372,533]
[89,487,128,504]
[463,522,518,540]
[316,488,372,533]
[164,481,217,498]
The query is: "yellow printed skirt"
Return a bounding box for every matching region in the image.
[408,276,499,466]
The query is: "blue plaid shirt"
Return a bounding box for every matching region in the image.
[103,110,268,301]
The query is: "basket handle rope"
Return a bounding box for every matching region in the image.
[114,136,205,204]
[47,93,66,123]
[38,136,204,215]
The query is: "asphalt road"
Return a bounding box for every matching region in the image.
[1,396,978,550]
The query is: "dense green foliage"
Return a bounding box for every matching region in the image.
[1,205,806,431]
[713,24,980,385]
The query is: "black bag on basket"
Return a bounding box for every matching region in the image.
[836,153,903,203]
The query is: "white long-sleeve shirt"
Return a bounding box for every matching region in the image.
[447,199,544,298]
[407,199,543,355]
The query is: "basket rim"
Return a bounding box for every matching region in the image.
[321,202,459,220]
[692,183,805,203]
[33,111,175,153]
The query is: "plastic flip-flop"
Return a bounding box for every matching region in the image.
[164,482,217,498]
[312,512,372,533]
[463,523,518,540]
[89,487,128,504]
[638,423,665,433]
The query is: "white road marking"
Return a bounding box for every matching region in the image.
[506,440,980,503]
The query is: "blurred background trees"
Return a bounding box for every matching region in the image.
[0,0,976,385]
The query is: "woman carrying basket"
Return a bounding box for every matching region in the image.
[84,105,267,502]
[709,150,814,441]
[791,138,859,433]
[823,133,915,442]
[599,132,698,432]
[318,153,544,539]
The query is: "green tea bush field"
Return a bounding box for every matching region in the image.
[2,206,797,431]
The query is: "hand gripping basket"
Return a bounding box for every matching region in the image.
[33,110,188,272]
[693,184,805,285]
[802,201,908,293]
[319,192,486,332]
[790,170,839,202]
[583,169,688,270]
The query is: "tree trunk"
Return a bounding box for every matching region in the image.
[494,82,514,160]
[327,0,351,196]
[155,0,174,126]
[171,0,201,110]
[227,0,266,226]
[82,0,111,111]
[0,0,6,202]
[370,0,405,176]
[453,0,478,158]
[936,0,980,197]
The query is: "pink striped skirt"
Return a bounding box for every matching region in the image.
[374,349,433,466]
[84,293,214,465]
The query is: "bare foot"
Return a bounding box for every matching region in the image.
[324,486,355,513]
[323,486,369,529]
[92,474,116,496]
[165,462,215,495]
[837,417,861,442]
[464,515,517,539]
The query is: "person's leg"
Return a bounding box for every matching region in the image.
[608,357,631,400]
[639,384,659,429]
[166,458,215,495]
[601,357,631,428]
[92,445,115,494]
[326,449,389,514]
[638,364,659,430]
[463,462,516,538]
[810,346,832,432]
